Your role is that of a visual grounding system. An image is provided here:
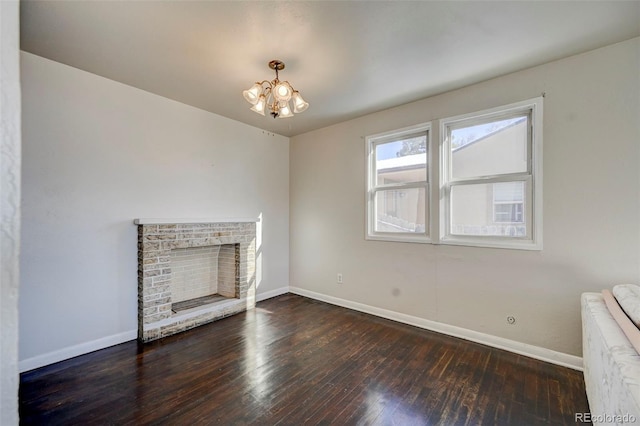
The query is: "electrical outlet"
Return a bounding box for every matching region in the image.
[337,273,343,284]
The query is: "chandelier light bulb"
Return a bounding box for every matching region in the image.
[242,60,308,119]
[274,82,292,102]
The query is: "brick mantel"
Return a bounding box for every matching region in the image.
[136,220,257,342]
[134,217,260,225]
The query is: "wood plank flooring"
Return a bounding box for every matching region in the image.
[20,294,591,425]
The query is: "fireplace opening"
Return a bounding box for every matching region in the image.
[169,243,238,314]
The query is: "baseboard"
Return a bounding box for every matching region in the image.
[19,330,137,373]
[19,287,582,373]
[289,286,583,371]
[256,286,290,302]
[19,288,290,373]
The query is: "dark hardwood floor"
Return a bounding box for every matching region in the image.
[20,294,590,425]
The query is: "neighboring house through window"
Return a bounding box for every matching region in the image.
[493,181,525,225]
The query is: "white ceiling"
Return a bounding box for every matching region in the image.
[20,1,640,137]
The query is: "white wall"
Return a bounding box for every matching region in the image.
[290,37,640,358]
[20,52,289,370]
[1,1,21,423]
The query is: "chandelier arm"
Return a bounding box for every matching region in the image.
[263,86,277,114]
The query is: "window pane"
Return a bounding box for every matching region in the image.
[375,135,427,185]
[450,183,528,237]
[450,116,528,179]
[375,188,426,233]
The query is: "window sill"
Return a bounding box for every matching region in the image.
[439,236,542,251]
[366,233,431,244]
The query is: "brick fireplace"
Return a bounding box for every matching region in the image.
[135,219,257,342]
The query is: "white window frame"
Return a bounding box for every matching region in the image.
[439,97,543,250]
[366,123,432,243]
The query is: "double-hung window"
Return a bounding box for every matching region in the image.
[440,97,543,249]
[366,123,431,243]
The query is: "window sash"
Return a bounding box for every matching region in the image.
[371,186,429,234]
[371,132,428,190]
[445,110,532,183]
[445,176,532,240]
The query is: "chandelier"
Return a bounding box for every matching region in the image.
[243,60,309,119]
